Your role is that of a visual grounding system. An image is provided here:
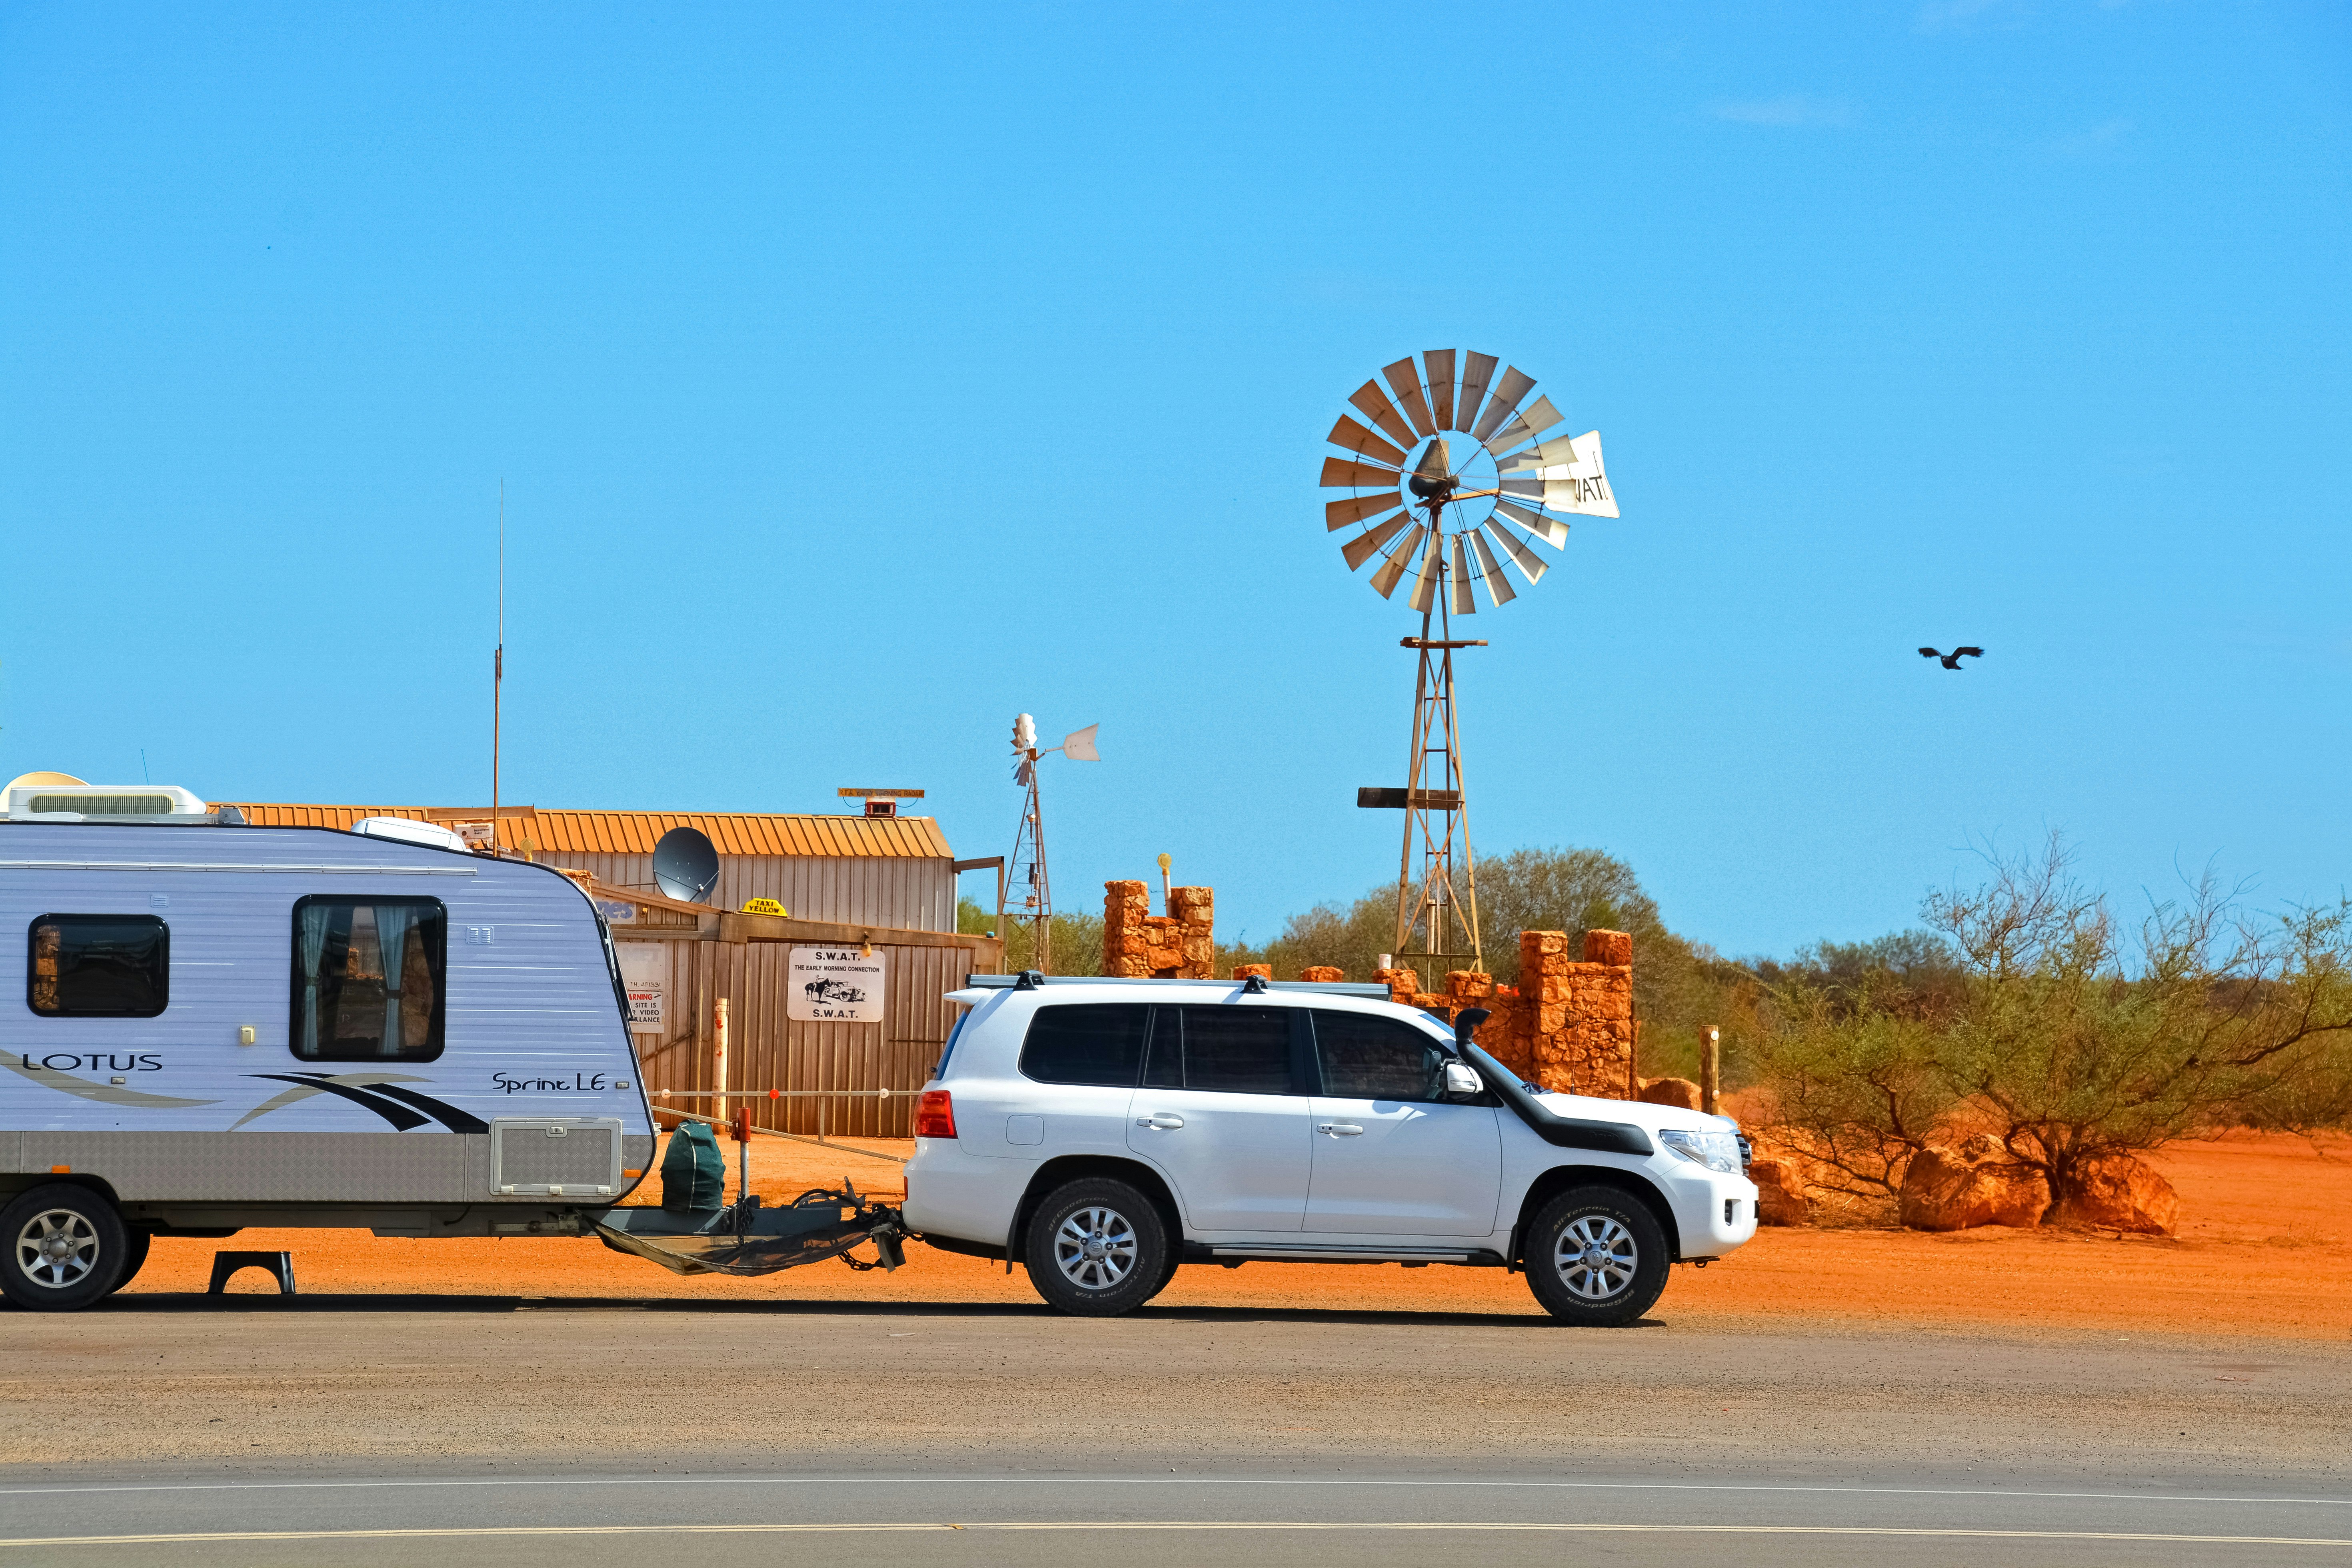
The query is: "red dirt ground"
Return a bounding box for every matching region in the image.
[126,1129,2352,1340]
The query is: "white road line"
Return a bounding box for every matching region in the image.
[2,1521,2348,1548]
[1,1475,2343,1507]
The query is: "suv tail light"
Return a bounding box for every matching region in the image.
[913,1089,957,1140]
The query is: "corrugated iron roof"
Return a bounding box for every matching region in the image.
[212,801,954,860]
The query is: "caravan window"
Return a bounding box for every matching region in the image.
[27,915,170,1017]
[289,897,447,1061]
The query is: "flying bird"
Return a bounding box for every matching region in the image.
[1918,646,1984,669]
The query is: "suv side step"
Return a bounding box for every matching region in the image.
[1199,1245,1506,1266]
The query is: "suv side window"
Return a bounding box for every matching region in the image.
[1018,1003,1151,1087]
[1312,1010,1448,1102]
[1171,1006,1295,1095]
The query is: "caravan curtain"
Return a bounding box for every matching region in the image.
[373,903,417,1057]
[298,903,332,1055]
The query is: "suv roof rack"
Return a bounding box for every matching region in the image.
[961,973,1390,999]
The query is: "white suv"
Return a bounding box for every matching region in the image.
[904,974,1758,1325]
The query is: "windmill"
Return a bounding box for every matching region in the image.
[1323,351,1617,988]
[1002,714,1101,974]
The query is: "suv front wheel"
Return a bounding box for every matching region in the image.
[1023,1177,1171,1317]
[1524,1184,1669,1327]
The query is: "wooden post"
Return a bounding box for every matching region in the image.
[1627,1017,1641,1101]
[1699,1024,1721,1117]
[712,997,730,1117]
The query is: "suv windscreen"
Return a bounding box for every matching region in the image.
[1018,1003,1151,1086]
[1312,1009,1449,1102]
[1161,1006,1295,1095]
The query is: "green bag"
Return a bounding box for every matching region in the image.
[659,1121,726,1211]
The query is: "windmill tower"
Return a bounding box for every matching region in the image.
[1001,714,1101,974]
[1322,351,1618,989]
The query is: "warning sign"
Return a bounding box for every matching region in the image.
[616,942,665,1029]
[787,946,886,1023]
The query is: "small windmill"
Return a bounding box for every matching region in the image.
[1002,714,1100,974]
[1323,351,1617,986]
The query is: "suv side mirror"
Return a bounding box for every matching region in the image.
[1441,1061,1483,1098]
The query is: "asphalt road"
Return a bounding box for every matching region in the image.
[2,1292,2346,1565]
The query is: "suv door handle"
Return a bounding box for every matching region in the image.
[1137,1113,1186,1131]
[1317,1122,1365,1137]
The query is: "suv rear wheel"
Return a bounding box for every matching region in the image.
[1524,1184,1669,1327]
[1,1184,128,1312]
[1023,1177,1170,1317]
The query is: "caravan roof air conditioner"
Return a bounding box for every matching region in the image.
[6,783,212,821]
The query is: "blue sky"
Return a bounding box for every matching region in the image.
[2,2,2345,959]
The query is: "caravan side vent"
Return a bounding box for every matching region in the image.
[489,1117,625,1198]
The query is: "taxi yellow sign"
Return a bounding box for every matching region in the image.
[741,897,789,917]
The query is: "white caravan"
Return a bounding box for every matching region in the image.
[1,794,656,1309]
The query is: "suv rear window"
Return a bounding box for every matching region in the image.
[1019,1004,1151,1086]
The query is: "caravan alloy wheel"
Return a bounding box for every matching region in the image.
[0,1185,128,1312]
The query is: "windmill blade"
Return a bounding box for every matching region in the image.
[1382,357,1439,439]
[1495,497,1570,547]
[1327,492,1403,530]
[1498,474,1601,514]
[1326,413,1408,469]
[1339,510,1409,570]
[1368,523,1426,599]
[1466,522,1517,605]
[1448,534,1477,615]
[1348,379,1418,449]
[1321,455,1401,489]
[1483,394,1568,457]
[1483,518,1551,585]
[1495,433,1583,474]
[1424,349,1457,432]
[1468,365,1535,442]
[1455,351,1497,433]
[1407,524,1446,612]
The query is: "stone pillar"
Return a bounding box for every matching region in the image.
[1232,963,1272,982]
[1298,965,1345,983]
[1103,881,1217,979]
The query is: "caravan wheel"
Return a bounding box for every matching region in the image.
[1,1185,128,1312]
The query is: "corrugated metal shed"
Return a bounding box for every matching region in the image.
[214,801,959,933]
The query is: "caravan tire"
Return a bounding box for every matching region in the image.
[1,1185,128,1313]
[1022,1177,1169,1318]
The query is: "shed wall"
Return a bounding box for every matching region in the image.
[543,852,953,933]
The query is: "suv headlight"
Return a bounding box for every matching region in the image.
[1658,1128,1743,1175]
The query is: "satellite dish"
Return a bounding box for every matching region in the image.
[653,826,721,905]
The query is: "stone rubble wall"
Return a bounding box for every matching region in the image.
[1099,881,1635,1101]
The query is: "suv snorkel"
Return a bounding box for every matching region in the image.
[1447,1004,1652,1156]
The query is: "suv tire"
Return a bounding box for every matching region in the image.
[1524,1184,1669,1327]
[1,1184,129,1313]
[1023,1177,1170,1317]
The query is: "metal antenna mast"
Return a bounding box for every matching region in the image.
[492,480,505,854]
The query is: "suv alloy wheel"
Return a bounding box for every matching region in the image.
[0,1184,129,1312]
[1523,1184,1669,1327]
[1023,1176,1171,1317]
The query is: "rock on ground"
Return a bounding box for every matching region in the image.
[2046,1153,2180,1234]
[1748,1158,1814,1226]
[1637,1077,1703,1110]
[1900,1135,2052,1231]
